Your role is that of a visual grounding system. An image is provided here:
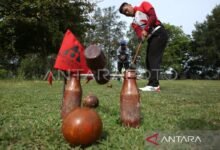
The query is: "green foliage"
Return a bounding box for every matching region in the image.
[192,4,220,70]
[163,23,191,73]
[0,80,220,149]
[85,6,126,70]
[18,54,46,79]
[0,68,8,78]
[0,0,94,73]
[183,4,220,79]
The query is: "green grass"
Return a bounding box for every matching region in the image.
[0,80,220,149]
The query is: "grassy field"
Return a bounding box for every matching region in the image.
[0,80,220,149]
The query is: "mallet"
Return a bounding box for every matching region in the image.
[129,41,143,69]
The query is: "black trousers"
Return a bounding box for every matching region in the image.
[146,26,168,86]
[118,61,129,73]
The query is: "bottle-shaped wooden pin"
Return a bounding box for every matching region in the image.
[61,74,82,120]
[120,70,140,128]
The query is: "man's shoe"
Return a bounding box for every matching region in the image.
[139,85,160,92]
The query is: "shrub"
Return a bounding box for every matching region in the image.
[18,54,46,79]
[0,68,8,79]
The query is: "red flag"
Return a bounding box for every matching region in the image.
[47,71,53,85]
[85,76,93,84]
[54,29,91,74]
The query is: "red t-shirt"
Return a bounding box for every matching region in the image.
[131,1,161,39]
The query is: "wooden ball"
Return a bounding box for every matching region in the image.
[83,94,99,108]
[62,108,102,146]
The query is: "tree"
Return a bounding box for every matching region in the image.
[163,23,191,75]
[0,0,94,76]
[85,6,126,71]
[190,4,220,79]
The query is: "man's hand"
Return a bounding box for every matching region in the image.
[120,55,126,60]
[141,30,148,41]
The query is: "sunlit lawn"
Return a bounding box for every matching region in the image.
[0,80,220,149]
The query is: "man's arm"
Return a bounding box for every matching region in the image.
[131,23,143,40]
[141,2,157,33]
[143,8,157,33]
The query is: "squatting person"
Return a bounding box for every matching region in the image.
[116,40,131,74]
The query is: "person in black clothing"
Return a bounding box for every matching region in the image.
[119,1,168,92]
[117,40,131,74]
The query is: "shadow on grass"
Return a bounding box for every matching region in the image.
[178,119,220,130]
[70,130,109,149]
[115,117,145,128]
[99,130,109,142]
